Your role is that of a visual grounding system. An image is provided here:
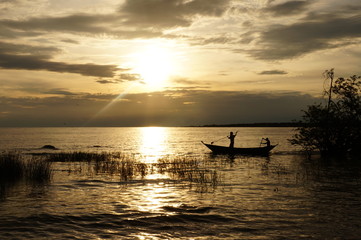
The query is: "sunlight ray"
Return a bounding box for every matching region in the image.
[83,82,139,126]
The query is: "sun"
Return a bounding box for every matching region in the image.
[133,44,174,89]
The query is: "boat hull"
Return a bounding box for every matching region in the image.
[202,141,276,155]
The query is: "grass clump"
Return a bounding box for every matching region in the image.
[0,152,53,199]
[45,151,148,181]
[94,159,148,181]
[0,152,23,183]
[156,156,222,190]
[24,158,52,183]
[46,151,117,163]
[0,152,53,184]
[43,152,223,190]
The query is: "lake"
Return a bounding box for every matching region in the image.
[1,127,360,239]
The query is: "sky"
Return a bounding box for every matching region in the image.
[0,0,360,127]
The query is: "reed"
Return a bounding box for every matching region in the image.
[46,152,148,180]
[46,151,118,162]
[43,152,222,189]
[94,160,149,181]
[0,152,24,183]
[24,158,53,183]
[0,152,53,183]
[156,156,222,188]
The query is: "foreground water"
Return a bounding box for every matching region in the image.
[1,127,361,239]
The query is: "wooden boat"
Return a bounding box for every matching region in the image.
[201,141,277,155]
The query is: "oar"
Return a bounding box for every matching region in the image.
[211,136,227,144]
[259,138,264,147]
[211,130,238,144]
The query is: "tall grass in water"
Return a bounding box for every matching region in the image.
[45,152,223,190]
[0,152,23,183]
[24,158,52,183]
[46,151,116,163]
[94,159,148,181]
[0,152,53,199]
[0,152,53,183]
[46,152,148,180]
[157,156,222,191]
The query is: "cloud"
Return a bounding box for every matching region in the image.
[0,0,41,10]
[42,88,78,96]
[0,14,163,39]
[188,35,237,46]
[120,0,232,28]
[246,12,361,60]
[0,0,232,40]
[96,80,119,84]
[0,90,319,126]
[258,70,288,75]
[266,1,311,16]
[0,24,41,38]
[61,39,79,44]
[0,41,60,55]
[0,52,119,77]
[1,14,116,33]
[0,41,120,77]
[119,73,141,81]
[96,73,142,84]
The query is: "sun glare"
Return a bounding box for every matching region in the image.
[139,127,168,162]
[133,45,174,89]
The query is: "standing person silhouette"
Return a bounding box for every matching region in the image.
[228,131,237,148]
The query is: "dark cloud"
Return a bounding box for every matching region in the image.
[0,52,119,77]
[266,1,311,16]
[0,41,60,55]
[96,73,141,84]
[189,35,237,46]
[246,13,361,60]
[119,73,141,81]
[120,0,232,28]
[238,32,257,44]
[0,24,41,38]
[0,90,318,127]
[61,39,79,44]
[96,80,119,84]
[0,0,231,39]
[0,14,163,39]
[258,70,288,75]
[0,41,120,77]
[1,14,117,33]
[41,88,78,96]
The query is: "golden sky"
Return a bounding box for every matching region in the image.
[0,0,360,126]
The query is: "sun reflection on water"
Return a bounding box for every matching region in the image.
[137,184,169,213]
[134,127,179,215]
[139,127,169,163]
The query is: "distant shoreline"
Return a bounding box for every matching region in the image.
[0,122,303,128]
[190,122,303,127]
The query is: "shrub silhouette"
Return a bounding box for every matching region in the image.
[290,69,361,156]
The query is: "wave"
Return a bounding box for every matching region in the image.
[0,207,239,239]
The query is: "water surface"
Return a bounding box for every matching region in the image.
[1,127,360,239]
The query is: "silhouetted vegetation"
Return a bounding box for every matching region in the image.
[290,69,361,156]
[0,153,23,183]
[46,151,121,163]
[0,152,53,199]
[196,122,304,127]
[0,152,52,183]
[43,152,222,191]
[157,157,221,189]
